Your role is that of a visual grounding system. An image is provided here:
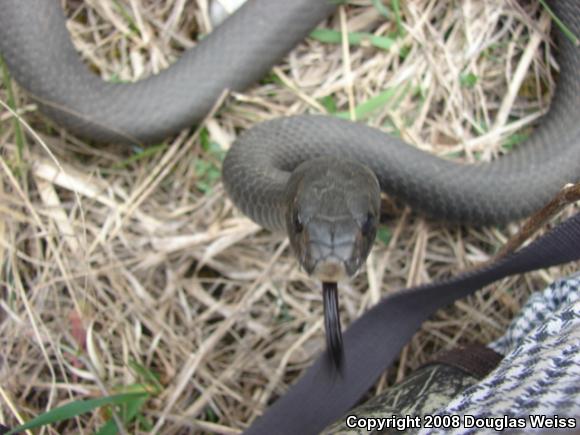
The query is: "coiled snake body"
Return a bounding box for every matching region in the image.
[1,0,579,361]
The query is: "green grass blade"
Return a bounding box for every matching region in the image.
[319,95,338,114]
[7,393,148,435]
[95,394,150,435]
[128,360,163,393]
[95,419,121,435]
[336,83,409,120]
[112,143,167,168]
[0,56,25,163]
[310,29,395,51]
[111,0,140,35]
[538,0,579,45]
[460,72,478,88]
[391,0,403,36]
[377,227,392,245]
[371,0,391,18]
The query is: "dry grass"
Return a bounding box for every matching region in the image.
[0,0,578,433]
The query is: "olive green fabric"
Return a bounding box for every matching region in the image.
[323,364,479,435]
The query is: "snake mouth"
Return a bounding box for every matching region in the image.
[301,238,366,281]
[311,259,349,282]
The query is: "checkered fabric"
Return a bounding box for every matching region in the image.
[418,274,580,434]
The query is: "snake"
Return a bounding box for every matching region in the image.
[1,0,579,364]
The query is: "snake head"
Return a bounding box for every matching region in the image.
[284,157,381,281]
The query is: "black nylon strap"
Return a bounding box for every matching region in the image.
[244,211,580,435]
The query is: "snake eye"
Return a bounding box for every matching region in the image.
[361,212,374,236]
[294,212,304,233]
